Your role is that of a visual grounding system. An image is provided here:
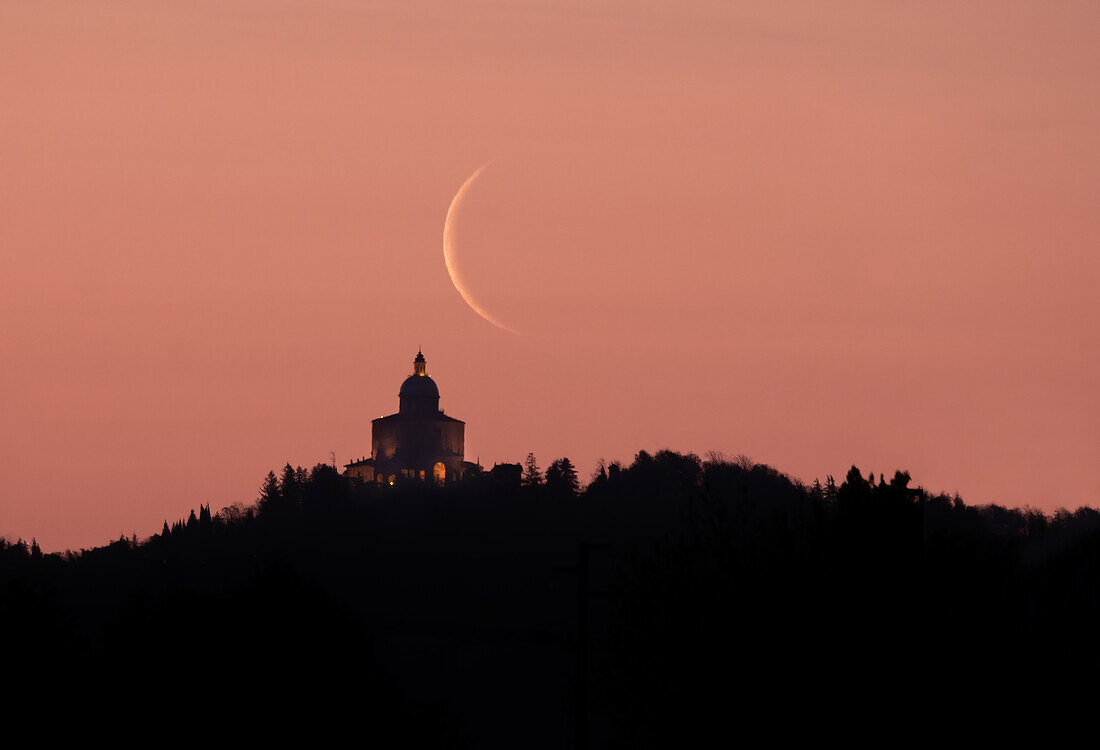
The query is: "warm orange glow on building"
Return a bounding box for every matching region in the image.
[344,351,476,486]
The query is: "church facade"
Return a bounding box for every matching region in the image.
[344,350,471,485]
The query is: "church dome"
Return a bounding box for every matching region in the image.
[398,349,441,415]
[399,373,439,400]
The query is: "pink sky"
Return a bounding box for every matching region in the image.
[2,1,1097,551]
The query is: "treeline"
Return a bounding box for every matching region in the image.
[2,450,1099,743]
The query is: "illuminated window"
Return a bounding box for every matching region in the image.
[433,462,446,484]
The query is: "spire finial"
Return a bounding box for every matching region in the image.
[413,348,427,376]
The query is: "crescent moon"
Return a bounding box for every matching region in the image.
[443,161,521,335]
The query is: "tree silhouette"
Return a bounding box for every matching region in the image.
[586,460,610,498]
[5,450,1100,744]
[545,457,580,497]
[280,463,306,508]
[258,471,280,511]
[522,452,542,487]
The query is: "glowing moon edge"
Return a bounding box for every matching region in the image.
[443,161,521,335]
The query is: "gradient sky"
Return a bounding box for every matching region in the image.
[2,1,1098,551]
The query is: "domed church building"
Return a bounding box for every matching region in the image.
[344,350,470,485]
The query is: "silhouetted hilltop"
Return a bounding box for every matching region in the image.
[3,450,1099,744]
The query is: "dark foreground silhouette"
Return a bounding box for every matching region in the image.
[3,452,1099,744]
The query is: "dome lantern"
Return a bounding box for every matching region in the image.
[399,350,439,415]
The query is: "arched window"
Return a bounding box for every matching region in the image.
[387,474,396,486]
[433,462,446,484]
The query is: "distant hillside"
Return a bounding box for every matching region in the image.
[3,451,1099,744]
